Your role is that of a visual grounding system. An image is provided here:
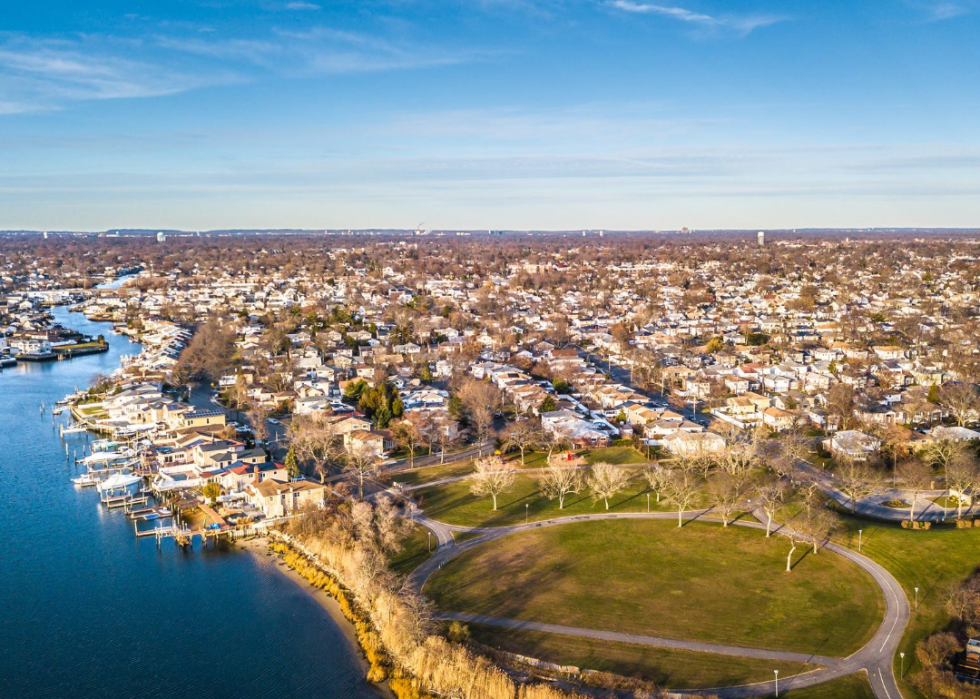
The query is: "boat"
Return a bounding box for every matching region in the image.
[60,424,88,436]
[97,472,142,493]
[52,406,66,415]
[71,473,99,488]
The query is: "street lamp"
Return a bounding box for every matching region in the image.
[427,531,432,553]
[900,651,905,678]
[774,669,779,697]
[647,493,650,512]
[914,587,919,610]
[858,529,863,552]
[526,502,530,523]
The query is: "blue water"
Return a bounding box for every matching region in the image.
[0,306,375,698]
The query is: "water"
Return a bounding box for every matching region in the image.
[0,305,374,699]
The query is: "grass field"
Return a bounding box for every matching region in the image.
[426,519,884,657]
[387,525,434,576]
[582,446,648,464]
[414,472,678,528]
[384,460,475,486]
[771,672,875,699]
[468,624,813,689]
[831,515,980,698]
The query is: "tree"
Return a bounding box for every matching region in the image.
[539,425,571,460]
[284,444,301,480]
[457,379,502,455]
[756,475,787,537]
[945,450,980,520]
[540,464,583,509]
[290,415,342,483]
[834,455,884,512]
[940,382,980,426]
[896,458,932,523]
[827,383,855,430]
[202,481,221,506]
[470,457,517,510]
[247,405,270,445]
[391,418,423,469]
[344,444,380,499]
[501,420,542,465]
[664,470,701,527]
[794,490,839,554]
[708,472,742,527]
[586,463,631,510]
[431,418,460,464]
[643,464,671,503]
[538,395,558,414]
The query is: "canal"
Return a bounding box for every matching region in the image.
[0,305,374,698]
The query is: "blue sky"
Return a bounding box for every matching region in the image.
[1,0,979,231]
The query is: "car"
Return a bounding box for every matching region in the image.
[267,417,280,425]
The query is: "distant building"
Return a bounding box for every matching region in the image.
[757,230,765,246]
[156,231,166,243]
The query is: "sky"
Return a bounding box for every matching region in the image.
[1,0,979,231]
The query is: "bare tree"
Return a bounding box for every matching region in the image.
[643,464,671,503]
[895,458,932,523]
[756,475,788,537]
[708,472,743,527]
[470,457,517,511]
[539,425,571,460]
[834,455,884,512]
[940,382,980,427]
[586,463,632,510]
[391,418,423,469]
[247,405,270,445]
[501,420,543,465]
[540,464,583,510]
[457,379,502,455]
[664,470,701,528]
[291,415,342,483]
[945,450,980,520]
[344,443,380,499]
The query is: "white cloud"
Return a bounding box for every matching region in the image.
[608,1,785,36]
[0,34,223,113]
[285,2,321,10]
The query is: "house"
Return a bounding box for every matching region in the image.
[661,430,726,456]
[344,429,395,458]
[540,409,612,447]
[246,477,328,518]
[822,430,881,460]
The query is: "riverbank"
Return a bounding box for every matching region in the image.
[239,536,394,699]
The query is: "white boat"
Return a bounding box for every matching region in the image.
[97,472,142,492]
[52,406,66,415]
[71,473,99,487]
[60,425,88,435]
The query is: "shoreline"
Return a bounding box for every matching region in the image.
[237,536,393,699]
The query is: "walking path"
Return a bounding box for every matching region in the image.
[408,509,908,699]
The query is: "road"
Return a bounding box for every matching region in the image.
[577,347,711,427]
[408,509,908,699]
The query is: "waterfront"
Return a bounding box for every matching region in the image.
[0,307,375,699]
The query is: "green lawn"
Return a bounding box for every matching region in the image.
[415,473,677,528]
[426,519,884,657]
[582,446,648,464]
[768,672,874,699]
[387,525,434,576]
[830,515,980,698]
[468,624,813,690]
[384,460,475,487]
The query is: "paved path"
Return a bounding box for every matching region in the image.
[434,611,842,668]
[408,509,908,699]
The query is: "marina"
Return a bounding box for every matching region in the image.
[0,303,375,699]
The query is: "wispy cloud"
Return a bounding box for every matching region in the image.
[608,1,786,36]
[158,26,475,74]
[904,0,977,20]
[284,1,321,10]
[0,33,225,114]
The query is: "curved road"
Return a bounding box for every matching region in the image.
[408,509,908,699]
